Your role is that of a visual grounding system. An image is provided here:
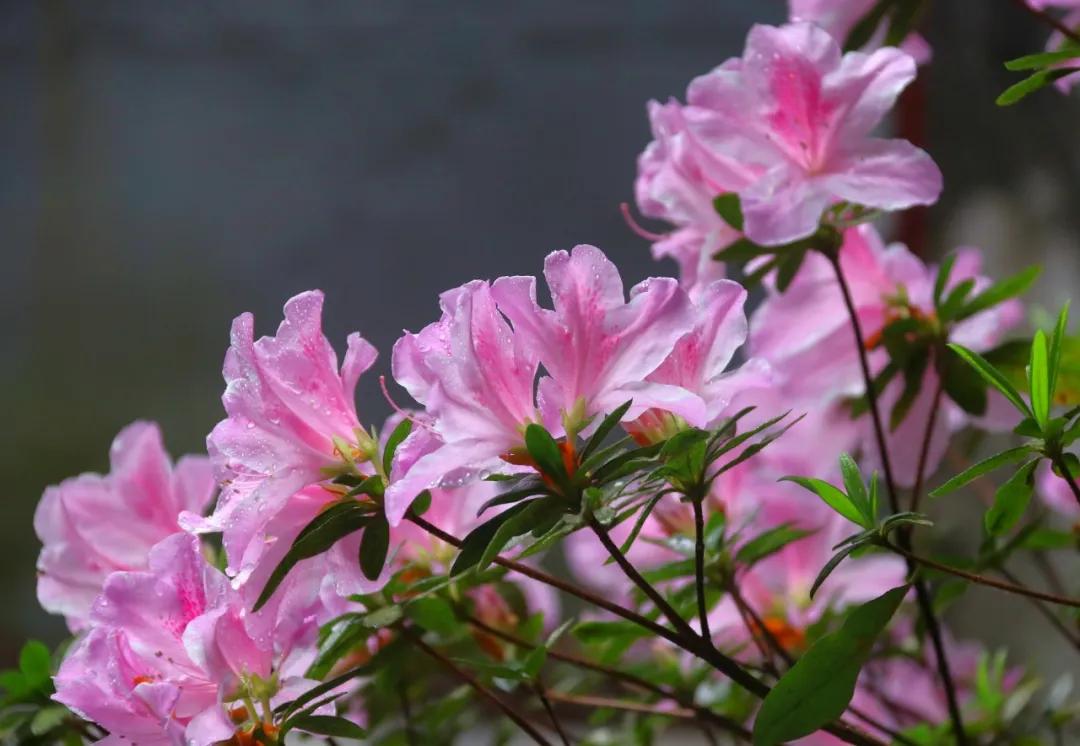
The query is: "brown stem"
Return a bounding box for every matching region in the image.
[402,628,553,746]
[827,253,968,745]
[407,513,884,746]
[544,691,704,720]
[463,612,748,741]
[1008,0,1080,43]
[534,681,572,746]
[692,498,713,642]
[886,541,1080,608]
[910,370,944,515]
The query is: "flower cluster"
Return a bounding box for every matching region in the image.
[20,10,1080,746]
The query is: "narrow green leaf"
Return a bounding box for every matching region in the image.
[619,491,666,555]
[476,482,548,516]
[838,454,873,526]
[382,418,412,477]
[1030,330,1050,428]
[287,714,367,739]
[712,193,744,231]
[753,586,908,745]
[782,477,868,528]
[358,513,390,581]
[1049,303,1070,405]
[810,544,861,599]
[844,0,892,50]
[450,500,537,577]
[714,238,772,263]
[938,278,976,322]
[775,249,808,293]
[255,502,372,611]
[958,266,1041,320]
[929,445,1032,497]
[998,68,1079,105]
[580,400,633,463]
[939,346,988,416]
[478,499,558,570]
[524,424,567,482]
[933,253,957,308]
[735,524,815,567]
[985,460,1039,535]
[948,343,1032,417]
[1005,48,1080,71]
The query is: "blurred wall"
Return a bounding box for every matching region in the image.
[1,0,1077,667]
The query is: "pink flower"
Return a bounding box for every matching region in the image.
[625,279,775,443]
[634,99,747,294]
[34,421,215,631]
[686,22,941,245]
[492,244,703,432]
[387,246,709,522]
[194,290,378,579]
[750,225,1022,485]
[384,280,540,524]
[54,534,326,746]
[788,0,933,64]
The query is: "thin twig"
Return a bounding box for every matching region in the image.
[401,627,553,746]
[910,370,944,515]
[997,567,1080,652]
[407,513,884,746]
[692,498,714,643]
[463,612,748,742]
[886,540,1080,608]
[535,680,572,746]
[827,253,968,745]
[1048,452,1080,507]
[1008,0,1080,44]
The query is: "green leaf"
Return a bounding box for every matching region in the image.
[574,620,651,646]
[752,586,908,745]
[838,454,874,526]
[410,489,432,517]
[933,253,957,308]
[885,0,925,46]
[29,705,69,737]
[382,418,413,477]
[714,238,772,263]
[938,278,975,322]
[18,642,51,688]
[775,249,808,293]
[959,266,1040,319]
[405,596,458,636]
[1030,330,1050,428]
[450,500,537,577]
[712,193,744,231]
[287,714,367,739]
[998,68,1080,105]
[619,491,666,555]
[948,343,1032,417]
[782,476,869,528]
[810,543,862,599]
[1049,303,1070,405]
[736,523,815,567]
[985,460,1039,535]
[1005,48,1080,71]
[476,482,549,516]
[939,346,988,416]
[580,400,633,463]
[524,424,567,483]
[255,501,372,611]
[358,513,390,581]
[930,445,1032,497]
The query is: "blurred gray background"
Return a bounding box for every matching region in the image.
[2,0,1078,672]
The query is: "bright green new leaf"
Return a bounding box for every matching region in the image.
[1049,303,1070,405]
[753,586,908,745]
[998,68,1079,105]
[1029,330,1050,428]
[948,343,1032,417]
[782,476,869,528]
[985,460,1039,536]
[838,454,874,526]
[382,418,412,478]
[286,714,367,740]
[1005,48,1080,70]
[957,266,1040,319]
